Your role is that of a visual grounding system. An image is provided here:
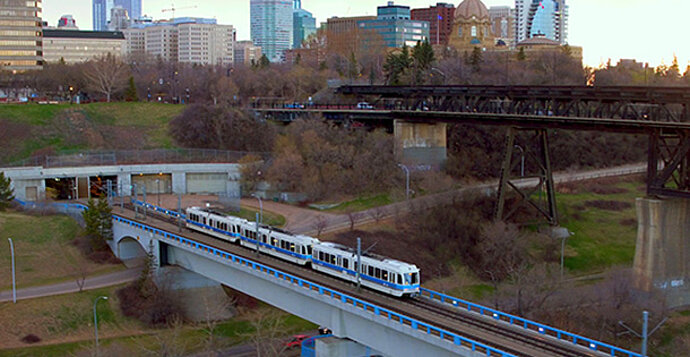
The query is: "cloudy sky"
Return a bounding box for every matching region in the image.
[43,0,689,68]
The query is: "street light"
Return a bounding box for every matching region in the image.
[8,238,16,304]
[397,164,410,201]
[514,145,525,177]
[252,194,263,224]
[93,296,109,356]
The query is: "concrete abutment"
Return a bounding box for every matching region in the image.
[633,197,690,307]
[394,120,447,169]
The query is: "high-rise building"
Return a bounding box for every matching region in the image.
[411,3,455,46]
[250,0,293,62]
[108,6,130,31]
[114,0,141,21]
[293,8,316,49]
[93,0,109,31]
[515,0,567,45]
[58,15,79,30]
[358,1,429,49]
[177,22,235,65]
[489,6,515,47]
[0,0,43,71]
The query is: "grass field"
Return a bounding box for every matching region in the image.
[231,207,287,228]
[0,210,125,291]
[0,102,184,164]
[317,194,393,214]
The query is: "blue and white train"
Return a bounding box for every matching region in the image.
[184,206,420,297]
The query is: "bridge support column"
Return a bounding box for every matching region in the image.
[634,197,690,308]
[394,120,447,169]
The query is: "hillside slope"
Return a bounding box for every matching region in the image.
[0,102,184,165]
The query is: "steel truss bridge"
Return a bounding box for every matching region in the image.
[252,85,690,225]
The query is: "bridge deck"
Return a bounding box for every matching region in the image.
[113,204,611,357]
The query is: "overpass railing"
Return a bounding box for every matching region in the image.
[4,148,270,168]
[132,199,643,357]
[111,214,516,357]
[419,289,642,357]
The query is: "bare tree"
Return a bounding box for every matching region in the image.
[346,210,363,231]
[83,53,129,102]
[201,293,237,355]
[312,215,329,237]
[243,309,290,357]
[368,206,387,224]
[139,316,187,357]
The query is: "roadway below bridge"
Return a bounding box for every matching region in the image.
[114,204,614,357]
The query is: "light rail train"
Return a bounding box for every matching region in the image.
[185,206,420,297]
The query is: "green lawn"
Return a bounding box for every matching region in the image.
[319,194,393,213]
[556,180,643,274]
[0,211,124,290]
[230,207,287,228]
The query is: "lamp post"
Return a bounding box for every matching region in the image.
[93,296,108,356]
[252,194,263,224]
[514,145,525,177]
[8,238,16,304]
[397,164,410,201]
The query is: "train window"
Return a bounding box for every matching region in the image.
[331,255,336,264]
[383,271,388,281]
[397,274,402,285]
[202,217,206,225]
[368,266,374,276]
[290,243,295,252]
[262,234,267,242]
[375,268,381,279]
[342,258,349,268]
[412,273,418,284]
[271,237,277,246]
[307,246,312,255]
[318,251,323,261]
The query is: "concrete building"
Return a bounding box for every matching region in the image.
[358,2,430,48]
[177,23,235,66]
[293,7,316,49]
[122,27,145,55]
[251,0,293,62]
[42,29,125,64]
[57,15,78,30]
[0,0,43,72]
[489,6,515,47]
[3,163,242,202]
[234,40,262,65]
[144,24,178,62]
[325,16,376,56]
[108,6,130,31]
[515,0,568,45]
[411,3,455,46]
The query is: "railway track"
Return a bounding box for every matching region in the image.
[117,205,605,357]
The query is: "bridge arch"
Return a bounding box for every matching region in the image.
[116,236,148,261]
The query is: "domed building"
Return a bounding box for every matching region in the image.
[448,0,495,52]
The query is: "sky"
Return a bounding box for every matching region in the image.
[43,0,689,69]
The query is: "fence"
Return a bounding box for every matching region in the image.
[4,149,270,168]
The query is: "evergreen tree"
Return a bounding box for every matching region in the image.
[516,47,526,61]
[125,76,139,102]
[0,172,14,211]
[470,47,483,73]
[411,40,436,84]
[259,54,271,69]
[383,45,412,85]
[82,196,113,251]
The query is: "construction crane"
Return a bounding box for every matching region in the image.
[161,3,198,19]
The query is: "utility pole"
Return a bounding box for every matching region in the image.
[255,213,260,256]
[356,237,362,292]
[142,185,147,221]
[8,238,16,304]
[177,193,183,232]
[618,310,667,357]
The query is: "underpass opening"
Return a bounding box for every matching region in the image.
[117,236,148,264]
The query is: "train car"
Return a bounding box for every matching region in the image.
[185,207,247,244]
[238,224,318,266]
[311,242,420,297]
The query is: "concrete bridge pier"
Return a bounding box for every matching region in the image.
[633,197,690,307]
[394,120,447,170]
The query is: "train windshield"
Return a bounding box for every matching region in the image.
[405,273,419,285]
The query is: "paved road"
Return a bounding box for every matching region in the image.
[0,266,142,303]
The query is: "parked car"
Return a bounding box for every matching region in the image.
[284,334,311,349]
[356,102,374,109]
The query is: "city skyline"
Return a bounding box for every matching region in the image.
[42,0,689,68]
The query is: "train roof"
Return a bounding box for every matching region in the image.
[316,242,418,271]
